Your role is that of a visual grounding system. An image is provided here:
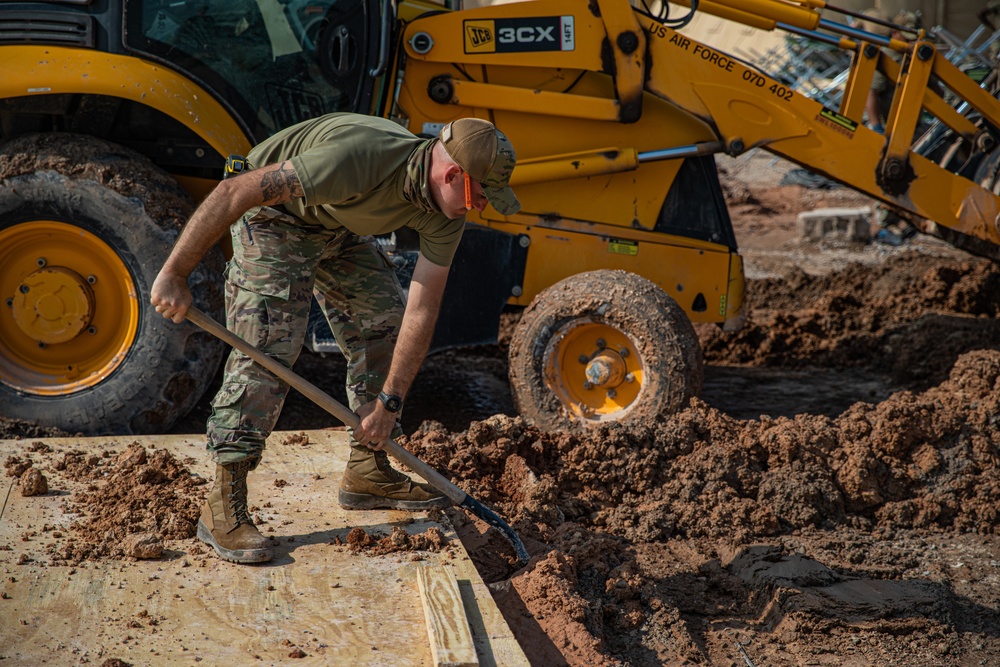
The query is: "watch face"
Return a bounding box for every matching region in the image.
[380,392,402,412]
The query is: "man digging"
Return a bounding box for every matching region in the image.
[150,113,519,564]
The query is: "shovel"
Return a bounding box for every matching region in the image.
[185,306,530,567]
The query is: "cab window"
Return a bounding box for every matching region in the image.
[125,0,378,140]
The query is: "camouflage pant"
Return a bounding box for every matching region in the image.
[206,206,405,464]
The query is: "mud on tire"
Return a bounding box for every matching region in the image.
[0,133,225,435]
[508,269,703,433]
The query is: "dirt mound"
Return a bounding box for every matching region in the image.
[399,253,1000,666]
[403,347,1000,665]
[700,253,1000,388]
[409,346,1000,542]
[32,443,207,564]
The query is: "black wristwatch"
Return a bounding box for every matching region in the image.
[378,391,403,413]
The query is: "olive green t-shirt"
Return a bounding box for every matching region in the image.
[246,113,464,266]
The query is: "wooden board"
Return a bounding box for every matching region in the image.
[0,430,529,667]
[417,565,479,667]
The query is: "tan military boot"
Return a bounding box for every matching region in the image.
[196,459,272,563]
[339,446,450,510]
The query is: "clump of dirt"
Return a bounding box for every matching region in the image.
[122,532,165,560]
[4,455,32,478]
[46,442,206,564]
[279,432,310,446]
[341,525,447,557]
[4,443,56,495]
[18,468,47,496]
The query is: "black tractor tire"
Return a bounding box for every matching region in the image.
[0,133,225,435]
[508,269,703,433]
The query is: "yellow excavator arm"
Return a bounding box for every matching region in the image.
[394,0,1000,250]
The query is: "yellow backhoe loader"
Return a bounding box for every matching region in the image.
[1,0,998,435]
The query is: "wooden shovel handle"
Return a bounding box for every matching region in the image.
[185,307,469,505]
[186,307,531,565]
[185,307,530,566]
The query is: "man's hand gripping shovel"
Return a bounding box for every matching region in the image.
[186,307,530,567]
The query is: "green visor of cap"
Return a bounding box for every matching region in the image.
[482,183,520,215]
[479,130,520,215]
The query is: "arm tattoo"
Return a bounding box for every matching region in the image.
[260,162,305,204]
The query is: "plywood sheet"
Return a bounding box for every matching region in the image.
[0,430,528,666]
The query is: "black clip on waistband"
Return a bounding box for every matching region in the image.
[224,155,253,245]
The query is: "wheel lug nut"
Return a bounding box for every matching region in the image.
[619,347,629,358]
[625,373,635,383]
[5,298,11,307]
[596,338,606,349]
[607,389,617,399]
[87,275,97,284]
[87,326,97,335]
[38,342,46,349]
[583,381,593,390]
[578,354,589,364]
[36,257,46,267]
[19,284,29,294]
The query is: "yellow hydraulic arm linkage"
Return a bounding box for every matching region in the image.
[397,0,1000,254]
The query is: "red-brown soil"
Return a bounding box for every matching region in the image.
[405,339,1000,665]
[4,442,208,564]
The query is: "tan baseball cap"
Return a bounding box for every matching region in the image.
[440,118,520,215]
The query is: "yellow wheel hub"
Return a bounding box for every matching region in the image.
[0,220,139,395]
[12,266,95,344]
[542,320,642,421]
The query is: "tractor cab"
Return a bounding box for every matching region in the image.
[125,0,389,141]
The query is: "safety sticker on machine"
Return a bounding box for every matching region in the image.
[818,108,858,136]
[464,16,574,54]
[608,239,638,256]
